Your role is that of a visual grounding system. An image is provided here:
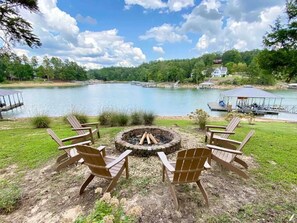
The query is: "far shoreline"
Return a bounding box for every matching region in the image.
[0,80,289,90]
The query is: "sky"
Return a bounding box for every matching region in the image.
[14,0,287,69]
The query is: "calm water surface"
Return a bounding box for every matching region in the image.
[3,83,297,120]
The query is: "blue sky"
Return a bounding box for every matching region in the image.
[15,0,286,69]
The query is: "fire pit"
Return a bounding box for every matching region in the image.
[115,127,181,156]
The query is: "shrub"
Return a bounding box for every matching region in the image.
[99,111,129,127]
[225,111,245,122]
[130,111,143,125]
[75,193,140,223]
[117,113,129,126]
[142,112,155,125]
[0,180,21,213]
[189,109,209,130]
[98,111,112,126]
[72,112,88,124]
[31,115,51,128]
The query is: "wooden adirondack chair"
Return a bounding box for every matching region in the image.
[205,117,241,144]
[157,148,211,209]
[47,129,92,171]
[67,115,100,144]
[206,130,255,179]
[76,145,132,195]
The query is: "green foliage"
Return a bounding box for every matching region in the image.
[222,49,242,65]
[116,113,130,126]
[130,111,143,125]
[75,196,136,223]
[0,0,41,50]
[98,111,112,126]
[142,112,155,125]
[71,112,88,124]
[31,115,51,128]
[0,179,21,213]
[189,109,209,130]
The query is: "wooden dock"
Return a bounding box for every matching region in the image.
[207,102,228,111]
[0,89,24,119]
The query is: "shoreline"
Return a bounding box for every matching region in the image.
[0,80,289,90]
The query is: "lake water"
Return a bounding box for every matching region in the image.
[2,83,297,120]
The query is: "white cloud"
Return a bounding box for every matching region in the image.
[18,0,146,68]
[153,46,165,54]
[76,14,97,25]
[194,5,284,52]
[168,0,194,12]
[140,24,190,43]
[124,0,167,10]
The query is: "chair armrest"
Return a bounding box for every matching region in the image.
[72,127,92,131]
[59,140,91,150]
[204,160,211,169]
[61,134,89,142]
[206,144,243,155]
[206,125,226,131]
[157,152,175,172]
[97,145,106,156]
[214,137,241,145]
[209,130,235,134]
[106,150,132,169]
[82,122,99,127]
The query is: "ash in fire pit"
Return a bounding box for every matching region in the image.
[115,127,181,156]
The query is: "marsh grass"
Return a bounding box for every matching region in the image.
[31,115,51,128]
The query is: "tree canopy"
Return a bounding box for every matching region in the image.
[0,0,41,52]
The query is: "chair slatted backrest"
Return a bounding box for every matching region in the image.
[227,130,255,163]
[238,130,255,152]
[220,117,241,139]
[76,145,112,178]
[173,148,211,183]
[67,115,85,135]
[47,128,64,147]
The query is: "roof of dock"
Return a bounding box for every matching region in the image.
[220,86,282,98]
[0,89,22,96]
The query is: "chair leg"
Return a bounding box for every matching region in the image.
[97,130,100,138]
[105,174,121,193]
[125,159,129,179]
[56,153,68,163]
[162,165,165,182]
[168,182,179,210]
[234,157,248,169]
[80,174,95,195]
[196,180,209,207]
[56,155,81,171]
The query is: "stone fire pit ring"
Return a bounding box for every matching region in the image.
[115,126,181,156]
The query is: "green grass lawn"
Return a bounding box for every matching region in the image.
[1,117,296,184]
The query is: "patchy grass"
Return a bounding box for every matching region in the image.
[0,179,21,213]
[207,120,297,184]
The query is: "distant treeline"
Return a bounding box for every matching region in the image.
[88,50,297,85]
[0,54,88,82]
[1,48,296,84]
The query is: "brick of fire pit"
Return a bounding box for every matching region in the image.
[114,126,181,156]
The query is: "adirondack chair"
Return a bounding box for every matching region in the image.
[76,145,132,195]
[67,115,100,144]
[157,148,211,209]
[47,129,92,171]
[206,130,255,179]
[205,117,241,146]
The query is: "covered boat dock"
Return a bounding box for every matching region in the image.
[0,89,24,119]
[208,86,283,115]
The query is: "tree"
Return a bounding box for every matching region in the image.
[222,49,242,65]
[0,0,41,52]
[262,0,297,82]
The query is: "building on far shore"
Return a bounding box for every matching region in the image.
[211,66,228,77]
